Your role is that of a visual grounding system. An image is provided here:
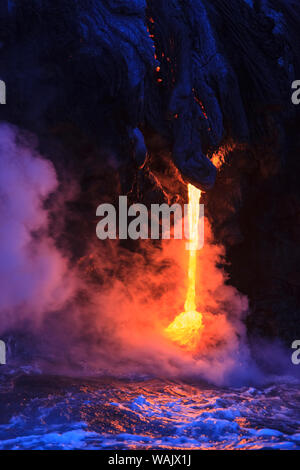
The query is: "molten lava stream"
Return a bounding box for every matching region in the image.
[165,184,204,350]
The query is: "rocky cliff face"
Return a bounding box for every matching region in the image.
[0,0,299,343]
[206,128,300,343]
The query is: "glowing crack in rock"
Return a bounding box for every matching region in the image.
[165,184,204,350]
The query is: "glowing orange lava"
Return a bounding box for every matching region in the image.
[165,184,204,350]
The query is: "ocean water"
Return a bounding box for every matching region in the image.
[0,372,299,450]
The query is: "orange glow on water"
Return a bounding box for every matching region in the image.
[165,184,204,350]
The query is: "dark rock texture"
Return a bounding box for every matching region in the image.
[0,0,300,342]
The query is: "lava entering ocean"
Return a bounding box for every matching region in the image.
[165,184,204,350]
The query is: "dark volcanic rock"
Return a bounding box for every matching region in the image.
[0,0,300,342]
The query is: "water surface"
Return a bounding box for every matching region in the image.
[0,372,299,450]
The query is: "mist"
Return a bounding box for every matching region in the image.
[0,123,297,387]
[0,123,75,331]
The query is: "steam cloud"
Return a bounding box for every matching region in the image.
[0,123,296,385]
[0,124,74,331]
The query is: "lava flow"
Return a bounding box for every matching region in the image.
[165,184,204,350]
